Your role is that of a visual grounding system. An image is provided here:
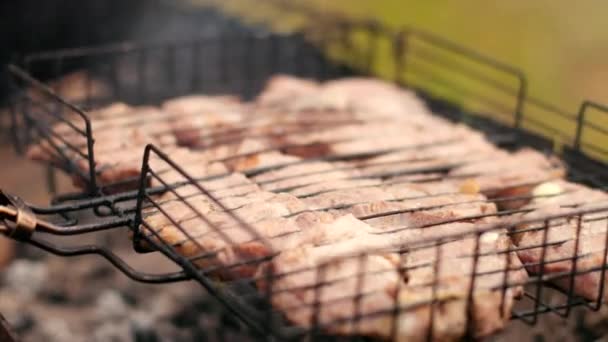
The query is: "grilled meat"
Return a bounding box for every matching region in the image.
[255,75,320,109]
[258,215,525,341]
[512,181,608,302]
[162,95,245,147]
[448,148,565,209]
[27,73,608,341]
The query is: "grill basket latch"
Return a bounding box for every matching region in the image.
[0,190,37,241]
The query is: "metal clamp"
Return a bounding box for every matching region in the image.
[0,190,37,241]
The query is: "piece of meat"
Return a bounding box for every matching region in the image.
[354,130,499,178]
[147,148,229,186]
[266,77,435,124]
[257,245,401,339]
[396,232,524,341]
[355,158,460,180]
[154,172,259,201]
[256,75,320,109]
[28,70,110,104]
[321,77,433,122]
[258,217,525,341]
[226,151,301,173]
[290,179,384,198]
[512,181,608,302]
[145,192,306,234]
[325,128,459,158]
[448,148,565,210]
[302,187,395,211]
[27,103,179,191]
[276,122,482,163]
[190,138,304,173]
[253,161,358,193]
[142,210,371,279]
[338,193,497,229]
[69,146,225,193]
[382,181,461,199]
[162,95,245,147]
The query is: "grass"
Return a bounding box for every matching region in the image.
[192,0,608,160]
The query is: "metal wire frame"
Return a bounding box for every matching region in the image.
[0,190,190,284]
[7,30,352,197]
[9,13,608,199]
[258,0,608,168]
[124,143,608,340]
[2,3,608,340]
[0,126,580,336]
[8,65,98,195]
[0,107,605,341]
[13,126,563,223]
[2,140,604,333]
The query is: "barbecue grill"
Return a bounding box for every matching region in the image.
[2,1,608,341]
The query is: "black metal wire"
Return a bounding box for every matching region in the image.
[5,3,608,341]
[28,237,190,284]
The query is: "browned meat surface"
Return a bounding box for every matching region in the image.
[153,172,259,201]
[302,187,395,210]
[321,78,433,122]
[354,130,498,177]
[162,95,245,147]
[27,103,178,190]
[258,214,526,341]
[397,232,524,341]
[26,97,257,190]
[141,208,368,279]
[139,152,527,340]
[257,245,402,339]
[255,74,320,109]
[512,181,608,302]
[448,148,565,209]
[261,77,436,124]
[252,161,359,192]
[290,179,384,198]
[281,123,480,160]
[342,193,496,229]
[29,74,608,341]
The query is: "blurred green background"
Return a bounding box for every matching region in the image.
[199,0,608,159]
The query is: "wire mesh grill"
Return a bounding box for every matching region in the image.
[2,3,608,341]
[128,144,608,340]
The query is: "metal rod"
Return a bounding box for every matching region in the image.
[28,237,190,284]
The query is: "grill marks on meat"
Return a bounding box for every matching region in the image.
[448,148,565,209]
[252,161,357,192]
[162,95,244,147]
[27,74,562,204]
[397,232,525,340]
[257,246,402,338]
[142,158,526,342]
[27,97,242,190]
[259,214,526,341]
[27,74,607,340]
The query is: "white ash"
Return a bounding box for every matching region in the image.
[130,311,160,342]
[0,242,257,342]
[93,321,131,342]
[95,290,129,322]
[36,318,79,342]
[2,260,48,299]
